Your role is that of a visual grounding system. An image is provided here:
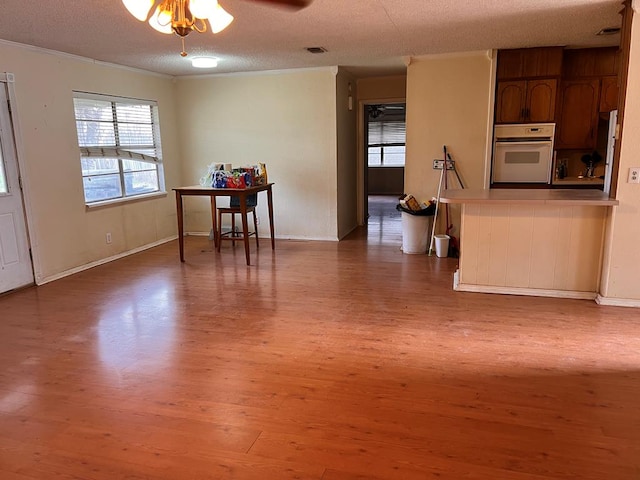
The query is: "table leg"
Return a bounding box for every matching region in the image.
[240,193,251,265]
[267,186,275,250]
[210,196,218,248]
[175,191,185,262]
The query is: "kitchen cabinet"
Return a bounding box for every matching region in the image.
[599,75,619,112]
[497,47,563,79]
[555,79,600,149]
[495,79,557,123]
[562,47,619,78]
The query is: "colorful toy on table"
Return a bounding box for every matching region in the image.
[202,163,267,189]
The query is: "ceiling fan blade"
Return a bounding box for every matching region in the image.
[245,0,313,10]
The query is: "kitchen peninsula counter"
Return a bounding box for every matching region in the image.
[440,188,618,206]
[441,189,618,300]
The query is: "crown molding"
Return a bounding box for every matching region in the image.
[0,38,172,79]
[178,65,338,80]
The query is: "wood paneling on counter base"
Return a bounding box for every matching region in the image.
[459,204,607,293]
[1,235,640,479]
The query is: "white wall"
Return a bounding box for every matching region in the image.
[0,41,181,284]
[357,75,407,102]
[336,68,358,239]
[599,9,640,303]
[405,52,495,236]
[175,68,339,241]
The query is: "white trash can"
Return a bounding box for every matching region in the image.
[401,212,433,254]
[434,234,450,258]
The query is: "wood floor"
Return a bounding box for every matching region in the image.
[1,200,640,479]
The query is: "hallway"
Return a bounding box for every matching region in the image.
[366,194,403,246]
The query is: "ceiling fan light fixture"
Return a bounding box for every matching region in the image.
[191,56,218,68]
[209,4,234,34]
[122,0,155,21]
[188,0,217,19]
[148,4,174,34]
[122,0,304,56]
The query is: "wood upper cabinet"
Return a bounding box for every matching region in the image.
[495,79,556,123]
[599,75,619,112]
[555,79,601,149]
[562,47,619,78]
[496,81,526,123]
[526,79,557,122]
[497,47,563,79]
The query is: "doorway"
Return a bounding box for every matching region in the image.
[363,102,406,244]
[0,77,34,293]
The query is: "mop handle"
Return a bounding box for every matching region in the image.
[429,162,445,253]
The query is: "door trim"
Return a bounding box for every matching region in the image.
[357,97,406,226]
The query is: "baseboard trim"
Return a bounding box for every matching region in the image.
[595,294,640,308]
[186,231,338,242]
[37,236,177,286]
[454,282,597,300]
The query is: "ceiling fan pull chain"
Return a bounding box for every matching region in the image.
[180,36,187,57]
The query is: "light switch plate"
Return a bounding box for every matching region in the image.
[433,159,455,170]
[628,167,640,184]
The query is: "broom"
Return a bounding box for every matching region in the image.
[428,156,446,256]
[443,145,460,258]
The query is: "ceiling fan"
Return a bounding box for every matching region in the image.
[122,0,313,56]
[368,104,406,119]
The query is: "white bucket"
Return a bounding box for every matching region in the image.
[401,213,432,254]
[434,234,450,258]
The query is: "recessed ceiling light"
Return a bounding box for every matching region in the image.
[306,47,328,54]
[191,57,218,68]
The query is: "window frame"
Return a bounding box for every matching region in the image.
[367,116,406,168]
[367,144,407,167]
[73,91,166,206]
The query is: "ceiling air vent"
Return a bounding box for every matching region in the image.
[597,26,621,36]
[306,47,328,54]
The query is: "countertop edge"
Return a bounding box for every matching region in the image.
[440,189,619,207]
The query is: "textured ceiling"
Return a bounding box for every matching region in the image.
[0,0,624,77]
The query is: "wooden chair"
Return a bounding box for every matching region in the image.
[216,204,259,252]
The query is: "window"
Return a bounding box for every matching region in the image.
[367,104,406,167]
[73,92,164,204]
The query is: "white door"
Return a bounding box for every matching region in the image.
[0,80,34,293]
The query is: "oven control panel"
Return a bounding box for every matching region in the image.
[495,123,555,140]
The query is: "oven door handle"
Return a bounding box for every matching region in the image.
[495,140,552,146]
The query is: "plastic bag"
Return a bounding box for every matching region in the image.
[396,202,435,216]
[199,163,224,186]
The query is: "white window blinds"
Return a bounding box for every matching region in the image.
[73,92,163,204]
[368,120,406,146]
[74,94,160,165]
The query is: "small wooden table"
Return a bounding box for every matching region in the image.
[173,183,275,265]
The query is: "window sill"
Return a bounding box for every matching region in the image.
[367,165,406,168]
[85,191,168,210]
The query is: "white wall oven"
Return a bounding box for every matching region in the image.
[492,123,555,184]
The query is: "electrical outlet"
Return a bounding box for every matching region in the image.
[433,159,455,170]
[106,232,112,244]
[628,167,640,184]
